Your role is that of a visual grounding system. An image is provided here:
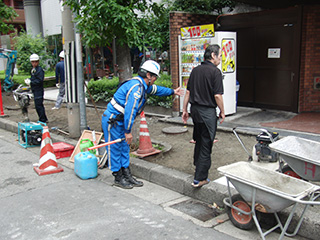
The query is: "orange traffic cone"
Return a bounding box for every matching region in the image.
[33,126,64,176]
[131,111,160,158]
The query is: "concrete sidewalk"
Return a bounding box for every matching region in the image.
[43,87,59,101]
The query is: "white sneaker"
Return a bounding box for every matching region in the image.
[52,107,60,110]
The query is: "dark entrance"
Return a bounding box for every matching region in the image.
[220,7,302,112]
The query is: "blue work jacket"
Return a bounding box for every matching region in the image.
[55,60,65,83]
[105,76,174,134]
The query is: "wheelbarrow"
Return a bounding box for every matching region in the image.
[269,136,320,181]
[218,161,320,240]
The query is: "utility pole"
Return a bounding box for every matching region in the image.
[73,13,87,132]
[61,1,81,138]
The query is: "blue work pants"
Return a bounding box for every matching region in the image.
[34,96,47,123]
[101,113,130,172]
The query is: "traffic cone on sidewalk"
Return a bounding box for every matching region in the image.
[0,80,8,118]
[131,111,161,158]
[33,126,64,176]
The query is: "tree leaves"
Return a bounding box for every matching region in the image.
[64,0,152,49]
[0,2,18,34]
[13,31,51,73]
[170,0,235,15]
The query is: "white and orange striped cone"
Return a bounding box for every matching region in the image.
[33,126,64,176]
[131,111,161,158]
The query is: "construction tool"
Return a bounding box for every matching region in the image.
[98,151,108,169]
[92,130,97,146]
[87,138,125,169]
[51,127,69,136]
[87,138,125,151]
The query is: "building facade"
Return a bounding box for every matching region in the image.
[169,4,320,113]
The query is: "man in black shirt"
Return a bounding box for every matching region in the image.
[182,44,225,188]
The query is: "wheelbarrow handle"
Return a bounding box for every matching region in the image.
[87,138,126,151]
[258,128,276,143]
[232,127,252,160]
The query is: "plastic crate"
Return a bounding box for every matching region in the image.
[53,142,75,159]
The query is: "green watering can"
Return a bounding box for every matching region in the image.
[80,139,97,154]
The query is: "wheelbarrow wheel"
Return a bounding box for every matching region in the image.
[281,164,302,179]
[227,194,255,230]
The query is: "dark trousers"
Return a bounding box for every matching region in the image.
[193,122,213,181]
[34,97,47,123]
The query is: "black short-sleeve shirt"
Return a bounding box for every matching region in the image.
[187,60,223,108]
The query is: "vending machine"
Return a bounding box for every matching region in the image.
[179,24,237,115]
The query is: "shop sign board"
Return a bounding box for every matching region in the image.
[181,24,214,39]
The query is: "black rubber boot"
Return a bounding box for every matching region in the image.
[122,167,144,187]
[112,169,133,189]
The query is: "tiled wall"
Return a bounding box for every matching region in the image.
[299,5,320,112]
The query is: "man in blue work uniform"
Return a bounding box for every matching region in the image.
[52,51,65,110]
[102,60,183,189]
[29,54,48,123]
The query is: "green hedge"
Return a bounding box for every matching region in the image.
[0,69,174,108]
[86,77,119,103]
[147,74,173,108]
[86,74,174,108]
[0,70,56,88]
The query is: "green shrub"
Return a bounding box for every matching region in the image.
[147,74,173,108]
[86,77,119,103]
[0,70,56,88]
[86,74,174,108]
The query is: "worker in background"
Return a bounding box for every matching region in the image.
[27,53,48,123]
[101,60,183,189]
[138,52,145,68]
[182,44,225,188]
[52,51,65,110]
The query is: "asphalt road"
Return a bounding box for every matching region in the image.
[0,126,311,240]
[0,128,237,240]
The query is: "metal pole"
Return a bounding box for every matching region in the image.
[61,1,81,138]
[74,22,87,131]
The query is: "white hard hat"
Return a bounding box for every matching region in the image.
[59,51,64,58]
[141,60,160,77]
[30,53,39,62]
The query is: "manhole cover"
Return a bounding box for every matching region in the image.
[162,126,188,134]
[170,200,221,222]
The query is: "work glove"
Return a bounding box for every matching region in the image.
[56,83,60,88]
[24,78,31,86]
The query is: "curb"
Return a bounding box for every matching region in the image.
[130,157,234,207]
[1,117,319,240]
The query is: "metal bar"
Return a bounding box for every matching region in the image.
[71,41,76,103]
[279,203,298,239]
[232,127,252,160]
[98,151,108,168]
